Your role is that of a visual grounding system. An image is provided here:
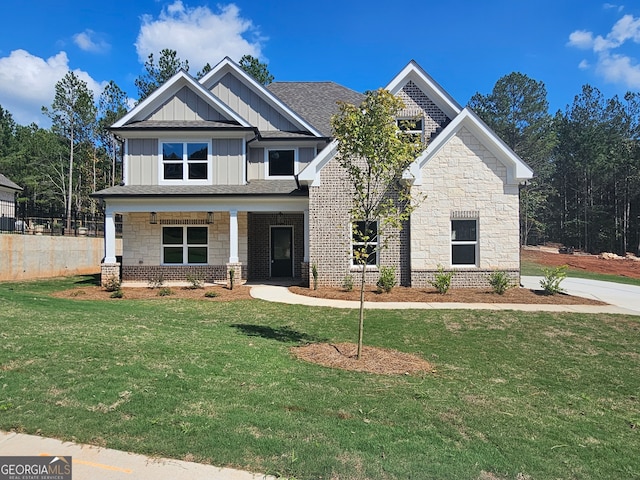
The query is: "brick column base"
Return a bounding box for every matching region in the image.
[226,263,244,289]
[101,262,121,287]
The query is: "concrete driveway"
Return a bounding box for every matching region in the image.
[521,276,640,314]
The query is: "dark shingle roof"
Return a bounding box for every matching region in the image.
[0,173,22,191]
[267,82,365,136]
[92,180,306,198]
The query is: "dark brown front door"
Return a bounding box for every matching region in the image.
[271,227,293,277]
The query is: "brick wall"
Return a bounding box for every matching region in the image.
[396,80,451,139]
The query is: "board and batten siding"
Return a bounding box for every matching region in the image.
[149,86,227,122]
[212,138,244,185]
[210,73,299,132]
[246,147,316,181]
[127,138,158,185]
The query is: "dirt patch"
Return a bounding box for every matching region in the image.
[289,285,605,305]
[51,284,253,301]
[522,246,640,279]
[291,342,434,375]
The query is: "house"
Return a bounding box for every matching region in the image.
[0,173,22,231]
[93,58,533,288]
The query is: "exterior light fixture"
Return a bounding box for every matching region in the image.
[206,212,214,224]
[150,212,157,224]
[277,212,285,224]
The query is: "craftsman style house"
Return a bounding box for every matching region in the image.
[94,58,533,287]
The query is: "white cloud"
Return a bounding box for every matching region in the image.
[579,59,590,69]
[603,3,624,13]
[0,49,105,126]
[73,29,110,54]
[568,13,640,89]
[135,1,264,72]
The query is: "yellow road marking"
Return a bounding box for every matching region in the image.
[40,452,132,474]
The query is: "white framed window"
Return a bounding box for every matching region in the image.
[162,226,208,265]
[451,219,478,266]
[351,220,378,267]
[396,117,424,142]
[159,140,211,184]
[265,148,297,178]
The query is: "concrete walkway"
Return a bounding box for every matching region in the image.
[250,276,640,316]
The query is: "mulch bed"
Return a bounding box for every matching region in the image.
[51,284,254,301]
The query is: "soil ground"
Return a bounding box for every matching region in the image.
[52,247,635,374]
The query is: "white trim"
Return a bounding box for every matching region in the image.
[158,139,213,186]
[297,140,338,186]
[122,139,129,185]
[264,147,299,179]
[350,220,379,268]
[200,57,324,137]
[112,70,250,129]
[450,218,479,268]
[303,208,309,263]
[229,210,239,263]
[161,225,209,266]
[104,207,117,263]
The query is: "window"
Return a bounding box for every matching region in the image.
[351,220,378,266]
[397,117,424,142]
[451,219,477,266]
[267,149,295,176]
[161,141,209,182]
[162,226,208,264]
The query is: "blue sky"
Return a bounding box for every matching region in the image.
[1,0,639,126]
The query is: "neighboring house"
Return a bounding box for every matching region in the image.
[0,173,22,231]
[93,58,533,287]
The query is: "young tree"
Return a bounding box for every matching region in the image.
[331,89,423,359]
[239,55,274,85]
[42,71,96,231]
[135,49,189,101]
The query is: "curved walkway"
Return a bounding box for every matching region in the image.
[250,276,640,316]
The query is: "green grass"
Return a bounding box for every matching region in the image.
[521,257,640,287]
[1,276,639,479]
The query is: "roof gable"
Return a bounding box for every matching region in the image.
[0,173,22,191]
[200,57,323,136]
[112,70,250,128]
[406,107,534,185]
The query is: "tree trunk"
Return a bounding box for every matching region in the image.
[66,129,74,233]
[357,264,366,360]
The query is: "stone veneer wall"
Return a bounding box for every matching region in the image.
[410,126,521,287]
[247,212,304,280]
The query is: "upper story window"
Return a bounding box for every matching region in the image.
[266,149,296,177]
[160,141,210,184]
[397,117,424,142]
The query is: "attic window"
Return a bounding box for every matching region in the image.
[397,118,424,142]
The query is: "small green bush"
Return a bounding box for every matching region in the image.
[186,273,204,289]
[204,290,219,298]
[488,271,512,295]
[540,265,567,295]
[312,264,319,291]
[148,274,164,289]
[157,287,172,296]
[109,289,123,299]
[376,266,397,293]
[430,266,454,294]
[104,276,121,292]
[342,274,354,292]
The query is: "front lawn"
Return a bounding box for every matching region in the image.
[1,277,639,479]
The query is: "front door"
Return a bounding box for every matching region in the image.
[271,226,293,277]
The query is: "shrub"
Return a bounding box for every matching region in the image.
[488,271,512,295]
[109,289,123,299]
[312,264,318,291]
[204,291,220,298]
[540,265,567,295]
[376,266,397,293]
[157,287,172,296]
[342,274,354,292]
[429,266,454,294]
[104,276,121,293]
[148,274,164,289]
[186,273,204,289]
[229,268,235,290]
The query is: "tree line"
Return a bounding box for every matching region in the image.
[469,74,640,256]
[0,51,638,254]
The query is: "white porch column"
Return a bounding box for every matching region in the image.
[303,208,310,262]
[229,209,239,263]
[104,207,117,263]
